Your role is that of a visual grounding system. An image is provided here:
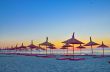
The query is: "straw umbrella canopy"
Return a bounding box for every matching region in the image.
[39,37,53,55]
[48,45,56,54]
[62,43,72,55]
[62,32,84,58]
[15,44,18,49]
[19,43,27,51]
[27,40,39,54]
[37,44,45,54]
[5,46,11,53]
[97,41,109,56]
[10,46,15,53]
[6,46,14,53]
[60,47,67,54]
[13,44,19,53]
[39,44,45,50]
[76,44,85,55]
[48,45,56,49]
[3,46,11,54]
[84,37,99,55]
[28,40,39,49]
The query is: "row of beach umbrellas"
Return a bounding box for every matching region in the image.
[0,37,56,55]
[61,32,109,57]
[0,32,109,57]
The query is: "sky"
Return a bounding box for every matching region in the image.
[0,0,110,48]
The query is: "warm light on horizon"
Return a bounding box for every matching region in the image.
[0,36,110,49]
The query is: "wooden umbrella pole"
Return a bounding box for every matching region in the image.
[67,47,68,55]
[31,49,32,54]
[80,48,81,55]
[46,45,47,55]
[50,49,51,54]
[73,44,74,58]
[91,45,93,55]
[103,47,104,56]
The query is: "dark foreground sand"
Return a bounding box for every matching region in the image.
[0,54,110,72]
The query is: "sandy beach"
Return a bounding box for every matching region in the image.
[0,54,110,72]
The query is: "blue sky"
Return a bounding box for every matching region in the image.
[0,0,110,47]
